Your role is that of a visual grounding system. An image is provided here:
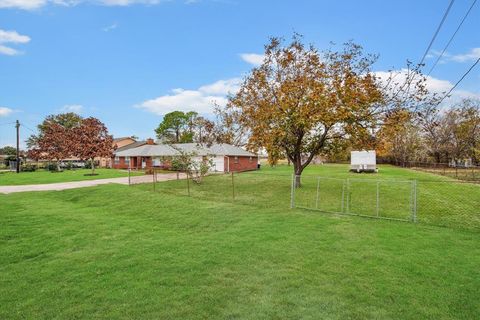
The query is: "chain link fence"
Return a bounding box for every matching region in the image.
[416,180,480,229]
[131,170,292,209]
[292,175,480,230]
[378,160,480,182]
[292,176,417,222]
[129,170,479,231]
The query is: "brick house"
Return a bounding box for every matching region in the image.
[112,141,258,173]
[98,137,138,168]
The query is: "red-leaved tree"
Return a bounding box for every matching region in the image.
[27,121,75,171]
[74,117,114,175]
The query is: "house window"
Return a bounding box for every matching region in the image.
[249,156,253,163]
[114,157,120,165]
[234,156,239,164]
[153,157,162,167]
[125,156,130,166]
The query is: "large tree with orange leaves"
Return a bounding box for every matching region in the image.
[226,35,384,186]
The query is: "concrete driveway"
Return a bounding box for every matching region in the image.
[0,172,186,194]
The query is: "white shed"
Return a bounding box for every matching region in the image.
[350,150,377,173]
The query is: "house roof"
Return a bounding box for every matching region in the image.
[115,141,147,153]
[208,143,256,156]
[115,144,179,157]
[114,143,256,158]
[170,143,212,156]
[113,136,136,142]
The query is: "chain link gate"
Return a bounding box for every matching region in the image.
[291,175,417,222]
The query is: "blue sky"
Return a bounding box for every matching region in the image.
[0,0,479,148]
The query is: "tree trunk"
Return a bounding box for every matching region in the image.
[293,157,303,188]
[91,158,95,175]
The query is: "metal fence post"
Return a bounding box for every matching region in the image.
[346,178,350,214]
[128,168,131,186]
[231,172,235,201]
[153,169,156,192]
[413,180,417,223]
[290,174,295,208]
[376,181,380,217]
[341,180,345,213]
[186,172,190,196]
[315,177,320,209]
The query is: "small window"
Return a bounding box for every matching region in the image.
[249,156,253,163]
[234,156,239,164]
[125,156,130,165]
[114,157,120,165]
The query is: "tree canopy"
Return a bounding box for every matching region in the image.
[74,117,114,175]
[226,35,388,186]
[155,111,216,144]
[27,114,113,172]
[0,146,17,155]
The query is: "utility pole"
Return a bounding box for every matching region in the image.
[15,120,20,173]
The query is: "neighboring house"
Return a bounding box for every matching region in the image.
[112,140,258,172]
[98,136,138,168]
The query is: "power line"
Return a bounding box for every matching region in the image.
[437,57,480,105]
[420,0,455,66]
[428,0,478,76]
[0,121,16,126]
[20,122,37,134]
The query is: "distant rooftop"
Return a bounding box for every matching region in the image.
[115,143,256,157]
[115,140,147,153]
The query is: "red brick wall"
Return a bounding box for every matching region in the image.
[112,155,258,172]
[227,156,258,172]
[112,156,129,169]
[112,156,152,170]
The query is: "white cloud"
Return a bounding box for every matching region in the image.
[427,48,480,64]
[239,53,264,66]
[450,48,480,63]
[137,78,241,115]
[99,0,162,6]
[0,45,20,55]
[0,0,165,9]
[198,77,241,95]
[102,22,118,32]
[375,69,480,105]
[0,106,14,117]
[60,104,84,113]
[0,29,30,56]
[0,29,31,43]
[0,0,47,10]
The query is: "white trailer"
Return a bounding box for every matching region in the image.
[350,150,377,173]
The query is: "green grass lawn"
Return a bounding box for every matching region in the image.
[0,169,143,186]
[144,164,480,230]
[1,164,479,319]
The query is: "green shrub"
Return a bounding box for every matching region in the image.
[46,163,60,172]
[22,164,37,172]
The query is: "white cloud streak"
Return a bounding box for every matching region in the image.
[0,29,30,55]
[239,53,264,66]
[0,0,166,9]
[139,66,480,117]
[137,78,241,115]
[0,0,48,10]
[450,48,480,63]
[375,69,480,105]
[102,22,118,32]
[0,45,20,55]
[0,106,14,117]
[427,47,480,64]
